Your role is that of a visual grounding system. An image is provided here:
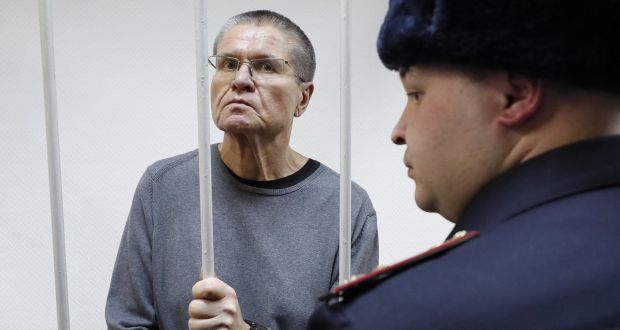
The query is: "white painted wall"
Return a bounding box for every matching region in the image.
[0,0,452,328]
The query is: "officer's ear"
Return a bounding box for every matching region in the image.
[295,82,314,117]
[496,74,543,127]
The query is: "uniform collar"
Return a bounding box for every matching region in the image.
[449,135,620,237]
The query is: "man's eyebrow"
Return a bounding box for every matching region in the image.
[215,52,280,59]
[214,52,237,58]
[252,52,280,59]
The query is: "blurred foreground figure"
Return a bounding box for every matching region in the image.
[106,10,378,330]
[309,0,620,328]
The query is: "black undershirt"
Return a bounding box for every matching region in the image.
[226,159,320,189]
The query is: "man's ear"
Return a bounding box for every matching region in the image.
[295,82,314,117]
[497,74,543,127]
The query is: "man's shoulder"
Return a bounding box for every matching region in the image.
[309,161,371,199]
[144,149,198,183]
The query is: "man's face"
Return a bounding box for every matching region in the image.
[210,25,312,139]
[391,65,507,221]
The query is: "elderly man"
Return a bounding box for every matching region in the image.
[309,0,620,329]
[106,10,378,330]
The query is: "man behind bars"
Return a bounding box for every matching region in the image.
[309,0,620,328]
[105,10,378,330]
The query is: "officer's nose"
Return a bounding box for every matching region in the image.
[391,107,407,145]
[232,63,255,91]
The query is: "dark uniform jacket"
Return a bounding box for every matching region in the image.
[309,136,620,329]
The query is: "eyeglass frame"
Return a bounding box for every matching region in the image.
[207,55,307,83]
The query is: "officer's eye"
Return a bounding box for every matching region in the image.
[407,91,423,104]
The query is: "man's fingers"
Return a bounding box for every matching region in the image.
[188,299,217,318]
[188,278,245,330]
[188,312,236,330]
[188,297,242,318]
[191,277,236,300]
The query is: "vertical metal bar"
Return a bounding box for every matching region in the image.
[339,0,352,284]
[194,0,215,279]
[37,0,70,328]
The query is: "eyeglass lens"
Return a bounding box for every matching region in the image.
[209,57,287,81]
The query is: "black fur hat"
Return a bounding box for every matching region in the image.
[377,0,620,93]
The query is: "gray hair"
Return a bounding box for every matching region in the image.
[213,10,316,82]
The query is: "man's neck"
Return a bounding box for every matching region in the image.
[218,135,308,181]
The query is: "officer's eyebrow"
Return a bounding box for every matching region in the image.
[399,67,422,85]
[399,67,409,78]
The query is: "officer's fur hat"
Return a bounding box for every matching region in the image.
[377,0,620,93]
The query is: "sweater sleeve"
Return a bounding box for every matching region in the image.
[329,191,379,288]
[350,193,379,276]
[105,170,158,329]
[351,219,378,278]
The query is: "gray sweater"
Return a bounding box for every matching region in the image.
[106,145,378,330]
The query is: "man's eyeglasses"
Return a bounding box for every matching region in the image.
[208,55,305,82]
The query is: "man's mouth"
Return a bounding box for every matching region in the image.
[226,99,252,107]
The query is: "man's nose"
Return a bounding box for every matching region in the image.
[232,63,254,89]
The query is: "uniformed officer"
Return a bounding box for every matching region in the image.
[308,0,620,328]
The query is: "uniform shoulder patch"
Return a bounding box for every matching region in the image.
[321,230,479,304]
